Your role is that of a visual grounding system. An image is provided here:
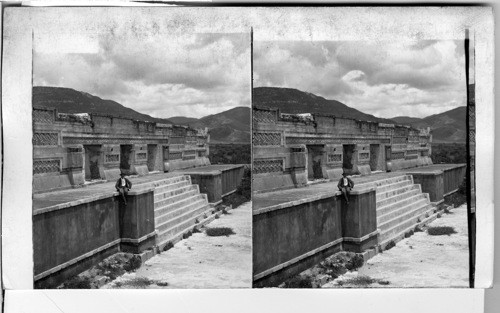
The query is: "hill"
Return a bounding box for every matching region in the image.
[253,87,395,124]
[391,106,467,143]
[173,107,251,144]
[32,86,172,124]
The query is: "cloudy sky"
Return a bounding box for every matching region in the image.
[34,32,251,119]
[254,40,466,118]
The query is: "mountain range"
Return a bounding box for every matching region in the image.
[32,86,251,144]
[254,87,466,143]
[391,106,467,143]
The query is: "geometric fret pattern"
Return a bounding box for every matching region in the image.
[105,154,120,163]
[359,152,370,160]
[169,152,182,160]
[327,153,342,163]
[136,152,147,160]
[33,108,54,124]
[253,132,282,146]
[253,109,276,123]
[33,159,60,174]
[391,151,405,160]
[253,159,283,174]
[33,133,58,146]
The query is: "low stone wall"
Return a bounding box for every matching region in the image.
[33,188,156,288]
[405,164,466,204]
[176,165,245,205]
[252,188,378,287]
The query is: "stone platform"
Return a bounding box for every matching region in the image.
[33,172,181,212]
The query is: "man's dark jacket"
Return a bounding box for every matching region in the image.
[337,176,354,190]
[115,177,132,191]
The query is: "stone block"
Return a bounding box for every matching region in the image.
[326,168,343,181]
[103,168,121,181]
[357,164,371,176]
[135,165,149,176]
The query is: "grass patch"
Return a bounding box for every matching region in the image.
[427,226,457,236]
[123,256,142,272]
[117,277,156,289]
[205,227,235,237]
[338,275,376,287]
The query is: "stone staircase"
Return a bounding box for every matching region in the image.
[356,174,438,250]
[140,174,218,250]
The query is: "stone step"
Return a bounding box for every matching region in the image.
[154,184,199,202]
[379,206,435,243]
[155,198,208,225]
[155,207,219,250]
[137,174,189,190]
[378,201,433,231]
[377,198,430,224]
[376,188,423,208]
[156,202,209,233]
[153,177,192,194]
[377,193,428,216]
[355,175,411,190]
[156,207,213,244]
[154,194,206,214]
[375,179,414,194]
[154,187,200,208]
[376,184,421,201]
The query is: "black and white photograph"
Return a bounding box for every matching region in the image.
[0,5,495,313]
[252,38,475,288]
[30,15,251,289]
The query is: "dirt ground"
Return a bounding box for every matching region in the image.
[104,201,252,289]
[323,204,470,288]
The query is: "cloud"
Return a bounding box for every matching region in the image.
[254,40,466,118]
[34,32,251,119]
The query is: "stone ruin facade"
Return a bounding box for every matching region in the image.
[252,106,433,192]
[33,106,210,193]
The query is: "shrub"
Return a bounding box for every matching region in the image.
[282,276,313,288]
[62,276,92,289]
[385,241,396,251]
[427,226,457,236]
[206,227,235,237]
[123,256,142,272]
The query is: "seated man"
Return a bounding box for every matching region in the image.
[115,173,132,205]
[337,172,354,204]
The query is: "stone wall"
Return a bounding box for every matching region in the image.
[33,188,156,288]
[252,107,432,193]
[33,106,210,193]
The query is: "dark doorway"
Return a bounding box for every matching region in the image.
[84,145,102,180]
[307,145,324,180]
[343,144,355,173]
[370,144,380,171]
[147,144,158,171]
[120,145,133,174]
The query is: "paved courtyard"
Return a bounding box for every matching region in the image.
[105,201,252,289]
[324,204,470,288]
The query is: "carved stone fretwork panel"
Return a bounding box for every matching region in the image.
[406,150,419,155]
[33,133,59,146]
[286,136,390,145]
[198,151,206,157]
[253,159,283,174]
[253,109,277,123]
[169,152,182,160]
[392,151,405,160]
[105,154,120,163]
[359,152,370,160]
[33,108,54,124]
[253,132,282,146]
[136,152,147,161]
[63,137,168,145]
[33,159,60,174]
[327,153,342,164]
[469,129,475,144]
[406,154,418,160]
[393,136,406,144]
